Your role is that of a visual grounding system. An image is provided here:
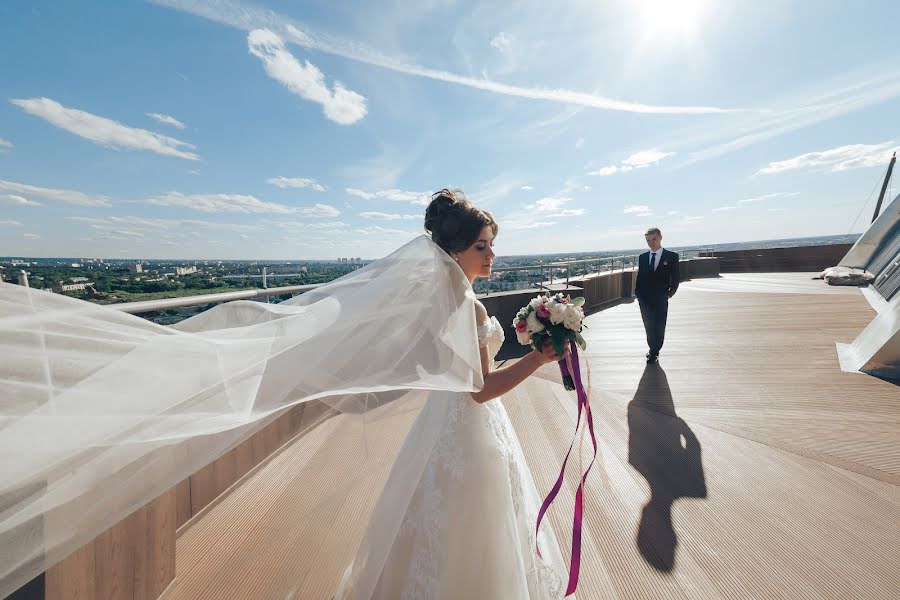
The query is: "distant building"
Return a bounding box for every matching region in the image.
[17,270,29,287]
[175,266,198,276]
[56,282,92,292]
[130,263,143,273]
[69,277,91,283]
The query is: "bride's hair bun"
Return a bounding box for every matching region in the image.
[425,188,497,254]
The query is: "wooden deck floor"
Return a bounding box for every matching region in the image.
[168,274,900,599]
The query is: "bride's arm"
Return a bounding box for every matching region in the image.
[470,303,562,404]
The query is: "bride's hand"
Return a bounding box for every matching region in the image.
[533,338,568,365]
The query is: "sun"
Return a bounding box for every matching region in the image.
[635,0,710,39]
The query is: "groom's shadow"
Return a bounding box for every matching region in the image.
[628,364,706,572]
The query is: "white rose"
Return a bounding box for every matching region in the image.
[549,301,567,325]
[563,305,583,331]
[529,297,543,309]
[516,330,531,345]
[526,311,545,334]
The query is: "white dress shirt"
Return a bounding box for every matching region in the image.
[649,247,665,271]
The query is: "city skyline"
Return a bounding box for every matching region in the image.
[1,0,899,260]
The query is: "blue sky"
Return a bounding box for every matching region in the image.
[1,0,899,260]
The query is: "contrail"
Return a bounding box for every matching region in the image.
[151,0,741,115]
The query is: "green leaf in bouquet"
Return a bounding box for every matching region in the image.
[530,331,548,352]
[549,327,566,357]
[571,297,585,307]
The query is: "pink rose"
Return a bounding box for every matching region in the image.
[536,303,551,318]
[515,319,527,333]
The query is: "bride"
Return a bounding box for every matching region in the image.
[0,188,572,599]
[336,189,571,599]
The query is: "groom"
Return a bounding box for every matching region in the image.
[635,227,679,364]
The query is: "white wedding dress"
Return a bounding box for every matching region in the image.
[337,316,570,599]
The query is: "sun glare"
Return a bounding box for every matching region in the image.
[636,0,709,39]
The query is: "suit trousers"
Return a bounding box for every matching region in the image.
[638,293,668,355]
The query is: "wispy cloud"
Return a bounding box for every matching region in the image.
[623,204,653,216]
[679,68,900,165]
[0,179,111,206]
[23,233,40,239]
[0,138,12,152]
[737,192,799,203]
[757,142,899,175]
[147,191,340,216]
[490,32,511,53]
[147,112,186,129]
[248,29,366,125]
[712,206,737,212]
[67,215,263,233]
[267,176,327,191]
[10,98,199,160]
[589,149,674,176]
[153,0,738,115]
[521,185,534,191]
[525,196,585,217]
[0,220,23,227]
[359,211,418,220]
[1,193,42,206]
[346,187,430,205]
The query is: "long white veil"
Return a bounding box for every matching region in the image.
[0,234,483,598]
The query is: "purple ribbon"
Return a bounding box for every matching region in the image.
[535,340,598,597]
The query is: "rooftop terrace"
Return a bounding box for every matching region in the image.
[162,272,899,599]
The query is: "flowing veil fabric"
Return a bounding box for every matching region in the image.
[0,235,485,598]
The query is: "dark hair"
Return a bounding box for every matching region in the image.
[644,227,662,236]
[424,188,498,254]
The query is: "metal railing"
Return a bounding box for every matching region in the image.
[110,283,322,314]
[109,247,719,313]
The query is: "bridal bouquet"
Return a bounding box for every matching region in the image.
[512,293,587,390]
[516,293,595,597]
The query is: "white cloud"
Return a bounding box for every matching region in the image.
[624,205,653,216]
[146,191,340,216]
[737,192,799,203]
[155,0,737,115]
[267,176,326,191]
[589,149,674,176]
[520,185,534,191]
[355,225,418,237]
[525,196,585,217]
[757,142,899,175]
[575,137,585,150]
[359,212,418,220]
[712,206,737,212]
[588,165,627,177]
[147,112,186,129]
[346,187,430,205]
[0,179,111,206]
[505,220,557,230]
[1,193,42,206]
[10,98,198,160]
[66,215,264,233]
[684,216,704,221]
[23,233,40,239]
[667,210,680,215]
[0,138,12,151]
[490,32,511,53]
[0,220,22,227]
[247,29,367,125]
[622,149,674,168]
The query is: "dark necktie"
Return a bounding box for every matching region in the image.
[650,252,656,271]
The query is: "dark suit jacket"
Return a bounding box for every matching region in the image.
[635,249,680,298]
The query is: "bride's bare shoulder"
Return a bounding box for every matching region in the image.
[474,299,488,324]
